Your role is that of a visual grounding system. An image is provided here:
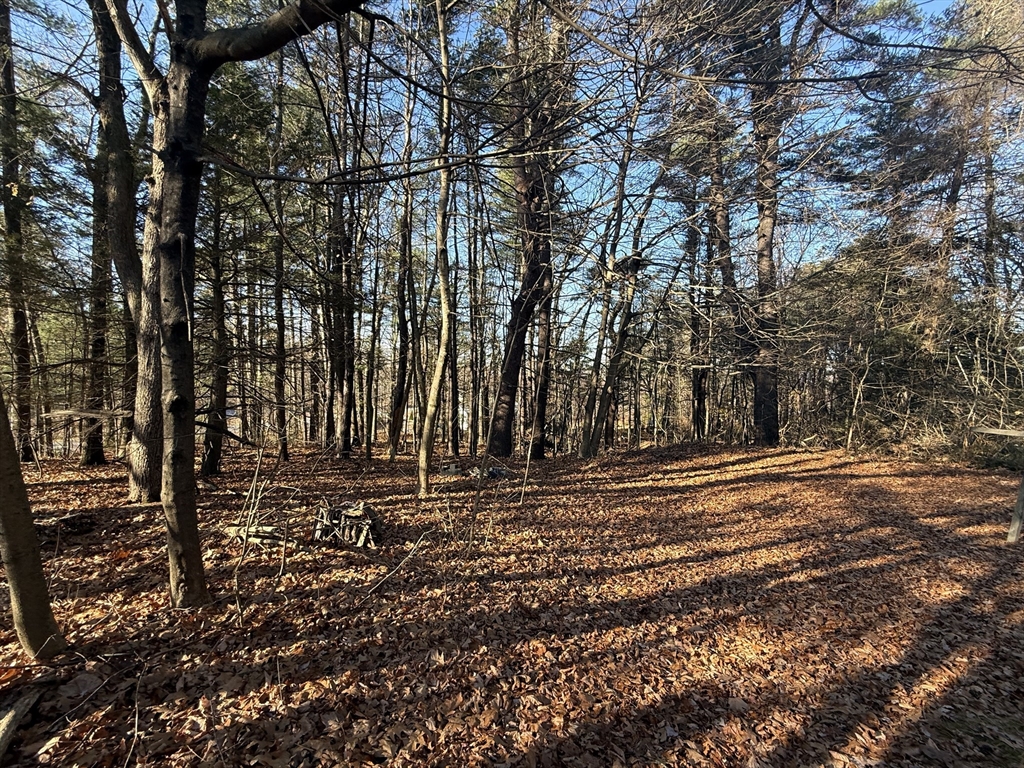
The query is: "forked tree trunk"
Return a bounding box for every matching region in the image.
[489,229,550,457]
[0,387,67,659]
[91,0,161,498]
[104,0,366,605]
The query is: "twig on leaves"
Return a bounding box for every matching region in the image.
[357,531,431,606]
[48,669,121,732]
[232,447,267,623]
[121,664,146,768]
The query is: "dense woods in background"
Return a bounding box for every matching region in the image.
[1,0,1023,618]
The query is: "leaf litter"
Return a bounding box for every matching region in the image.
[1,445,1023,767]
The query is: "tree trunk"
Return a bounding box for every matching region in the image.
[83,143,111,466]
[1,0,34,463]
[120,299,137,447]
[236,277,252,442]
[418,246,452,496]
[487,3,566,459]
[387,100,415,460]
[309,306,323,444]
[273,206,289,461]
[467,171,485,457]
[128,246,163,501]
[92,0,161,498]
[588,177,658,453]
[418,0,453,496]
[155,57,211,607]
[529,279,553,461]
[201,175,228,476]
[365,230,381,459]
[448,266,461,458]
[489,229,549,457]
[272,51,289,462]
[684,193,708,441]
[387,210,412,459]
[103,0,368,604]
[749,25,783,446]
[0,387,67,659]
[339,233,356,458]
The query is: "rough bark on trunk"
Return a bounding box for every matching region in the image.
[92,0,161,498]
[1,1,34,463]
[0,387,67,659]
[489,230,549,457]
[156,55,211,608]
[128,249,163,501]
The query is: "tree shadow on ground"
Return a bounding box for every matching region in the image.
[7,446,1023,766]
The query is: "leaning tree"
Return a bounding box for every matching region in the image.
[0,386,67,659]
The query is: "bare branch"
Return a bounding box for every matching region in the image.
[102,0,163,103]
[192,0,366,68]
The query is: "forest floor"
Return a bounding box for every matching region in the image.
[1,445,1023,767]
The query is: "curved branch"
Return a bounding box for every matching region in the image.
[103,0,163,104]
[193,0,366,68]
